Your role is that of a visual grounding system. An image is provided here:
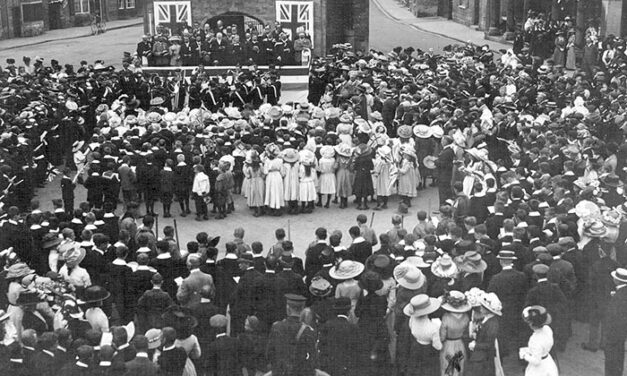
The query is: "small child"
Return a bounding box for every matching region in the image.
[317,145,336,208]
[60,168,76,214]
[214,162,233,219]
[299,159,317,213]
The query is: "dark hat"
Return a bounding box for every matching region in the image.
[546,243,563,256]
[285,293,307,308]
[42,233,62,249]
[309,276,333,297]
[359,270,384,292]
[497,250,517,260]
[77,285,110,304]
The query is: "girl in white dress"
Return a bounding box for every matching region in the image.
[317,145,337,208]
[520,306,559,376]
[299,154,317,213]
[263,144,285,216]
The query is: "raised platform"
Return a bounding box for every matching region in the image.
[141,64,310,90]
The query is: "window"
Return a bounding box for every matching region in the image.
[118,0,125,9]
[22,2,44,22]
[125,0,135,8]
[74,0,89,14]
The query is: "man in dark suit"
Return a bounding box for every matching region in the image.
[136,273,173,334]
[254,256,288,333]
[304,227,333,285]
[81,233,109,286]
[278,255,307,297]
[158,327,187,376]
[205,314,240,376]
[348,226,372,265]
[318,297,362,376]
[59,344,92,376]
[278,240,304,275]
[32,332,58,376]
[604,268,627,376]
[125,335,159,376]
[487,251,527,356]
[435,136,456,204]
[189,285,220,370]
[381,90,398,135]
[230,253,262,336]
[54,328,73,368]
[266,294,316,376]
[126,253,155,321]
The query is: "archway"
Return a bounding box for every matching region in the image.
[203,12,266,39]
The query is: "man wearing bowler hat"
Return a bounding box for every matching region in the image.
[266,294,316,376]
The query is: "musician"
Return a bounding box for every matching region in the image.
[266,75,281,106]
[249,79,266,108]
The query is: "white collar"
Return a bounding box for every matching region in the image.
[337,315,349,320]
[225,253,238,260]
[136,352,149,358]
[156,253,171,259]
[42,349,55,357]
[265,270,275,274]
[112,259,127,266]
[99,361,111,366]
[216,333,227,338]
[253,254,264,258]
[163,344,176,351]
[117,343,129,350]
[317,240,327,244]
[200,297,211,303]
[502,265,513,270]
[103,213,116,218]
[54,208,65,213]
[57,346,67,352]
[22,346,35,351]
[163,167,172,171]
[352,236,366,244]
[76,361,89,367]
[205,259,215,264]
[537,278,548,282]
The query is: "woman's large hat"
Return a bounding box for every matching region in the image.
[423,155,438,170]
[359,270,384,292]
[522,305,552,326]
[413,124,432,138]
[440,290,472,313]
[582,220,608,238]
[320,145,335,158]
[334,143,352,157]
[42,233,62,249]
[65,247,86,266]
[268,106,283,120]
[329,260,365,280]
[77,285,111,304]
[282,148,300,163]
[431,254,458,278]
[403,294,441,317]
[397,125,412,139]
[403,256,430,269]
[611,268,627,284]
[455,251,487,273]
[480,292,502,316]
[430,125,444,138]
[393,263,426,290]
[5,263,35,280]
[162,305,198,331]
[72,140,85,153]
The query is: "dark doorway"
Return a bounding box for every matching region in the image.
[12,7,21,37]
[49,2,62,30]
[206,12,264,39]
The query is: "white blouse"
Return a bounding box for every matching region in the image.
[409,316,443,350]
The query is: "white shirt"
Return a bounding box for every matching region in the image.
[192,172,211,195]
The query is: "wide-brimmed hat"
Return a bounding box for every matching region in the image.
[5,263,35,280]
[329,260,365,280]
[149,97,165,106]
[423,155,437,169]
[309,276,333,297]
[42,233,62,249]
[145,328,163,350]
[368,254,395,278]
[455,251,487,273]
[72,140,85,152]
[299,149,316,165]
[282,148,299,163]
[440,290,472,313]
[583,220,608,238]
[601,210,622,228]
[413,124,432,138]
[16,291,43,306]
[320,145,335,159]
[162,305,199,330]
[522,305,552,327]
[268,106,283,120]
[430,125,444,138]
[403,294,441,317]
[359,270,384,292]
[397,125,412,139]
[403,256,430,269]
[77,285,110,304]
[431,254,458,278]
[611,268,627,284]
[480,292,502,316]
[334,143,352,157]
[393,264,426,290]
[65,247,86,266]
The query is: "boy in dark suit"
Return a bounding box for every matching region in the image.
[125,335,160,376]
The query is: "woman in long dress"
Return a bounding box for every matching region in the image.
[439,291,471,376]
[244,154,265,217]
[282,149,300,214]
[299,161,317,213]
[330,260,364,324]
[168,36,182,67]
[373,145,394,210]
[404,294,442,376]
[352,134,375,210]
[317,146,336,208]
[520,306,559,376]
[335,144,353,209]
[263,145,285,216]
[565,30,577,70]
[398,146,418,207]
[552,31,567,67]
[466,293,502,376]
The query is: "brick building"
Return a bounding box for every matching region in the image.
[0,0,142,40]
[142,0,369,57]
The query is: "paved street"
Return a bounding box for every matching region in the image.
[5,1,608,375]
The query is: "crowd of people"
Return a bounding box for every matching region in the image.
[135,20,312,67]
[2,27,627,376]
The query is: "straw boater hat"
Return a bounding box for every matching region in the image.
[5,263,35,280]
[145,328,163,350]
[329,260,365,280]
[65,247,86,266]
[403,294,441,317]
[431,254,458,278]
[430,125,444,138]
[281,148,299,163]
[496,250,517,261]
[413,124,432,138]
[455,251,487,273]
[611,268,627,284]
[440,290,472,313]
[309,276,333,297]
[480,292,502,316]
[393,263,426,290]
[403,256,430,269]
[522,305,552,326]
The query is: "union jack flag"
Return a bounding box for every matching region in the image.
[154,1,191,35]
[276,1,313,44]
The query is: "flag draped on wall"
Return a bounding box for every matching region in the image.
[276,1,314,45]
[154,1,192,35]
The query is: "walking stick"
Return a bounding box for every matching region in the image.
[155,213,159,240]
[370,211,376,228]
[173,219,181,252]
[288,219,291,241]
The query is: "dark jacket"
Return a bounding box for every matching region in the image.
[266,315,316,376]
[205,334,241,376]
[319,315,362,376]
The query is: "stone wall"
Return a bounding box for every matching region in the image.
[451,0,477,26]
[352,0,369,52]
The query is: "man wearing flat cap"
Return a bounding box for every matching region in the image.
[266,294,316,376]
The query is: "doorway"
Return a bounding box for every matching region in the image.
[12,6,21,37]
[49,2,62,29]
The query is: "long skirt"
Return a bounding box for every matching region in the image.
[300,180,317,202]
[247,176,265,207]
[319,172,336,195]
[440,339,467,376]
[407,341,440,376]
[336,168,353,197]
[264,171,284,209]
